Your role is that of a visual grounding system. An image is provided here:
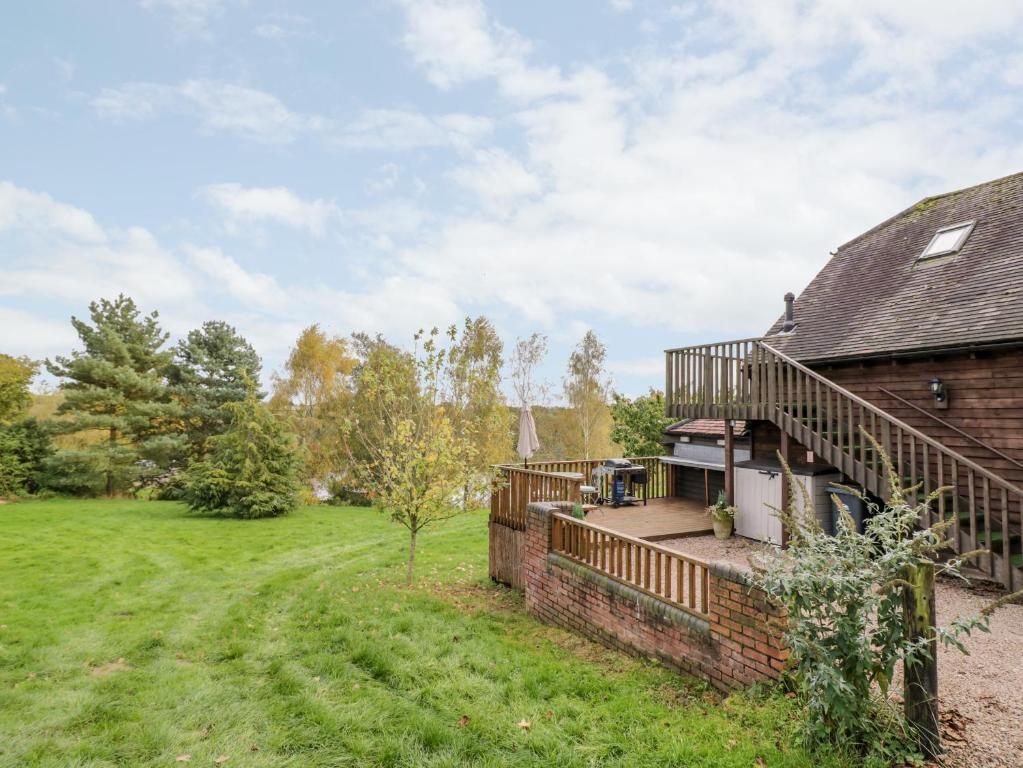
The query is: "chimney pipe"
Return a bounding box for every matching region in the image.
[782,292,796,332]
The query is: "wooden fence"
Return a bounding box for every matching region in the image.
[489,456,673,531]
[551,512,711,615]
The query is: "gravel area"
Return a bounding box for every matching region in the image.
[659,534,1023,767]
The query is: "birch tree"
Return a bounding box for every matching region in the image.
[564,330,612,459]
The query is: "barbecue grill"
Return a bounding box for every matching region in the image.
[592,459,648,507]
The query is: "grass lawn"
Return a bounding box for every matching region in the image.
[0,499,852,767]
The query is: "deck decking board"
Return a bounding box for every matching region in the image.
[584,497,712,541]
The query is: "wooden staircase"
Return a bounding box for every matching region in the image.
[665,338,1023,589]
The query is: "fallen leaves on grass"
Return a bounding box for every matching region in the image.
[214,756,229,765]
[457,715,470,727]
[175,756,190,763]
[517,719,531,730]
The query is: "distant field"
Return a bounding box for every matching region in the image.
[0,500,851,767]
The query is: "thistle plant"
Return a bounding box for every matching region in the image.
[750,429,1012,762]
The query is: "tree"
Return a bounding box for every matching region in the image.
[342,329,483,585]
[610,389,671,456]
[167,321,262,459]
[0,356,52,496]
[445,317,509,505]
[45,295,182,496]
[0,355,36,423]
[181,392,301,519]
[509,333,548,409]
[0,418,53,496]
[271,325,357,486]
[563,330,612,459]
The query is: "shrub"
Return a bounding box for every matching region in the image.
[0,418,53,496]
[181,394,301,519]
[750,433,998,763]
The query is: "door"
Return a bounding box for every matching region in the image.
[735,467,783,543]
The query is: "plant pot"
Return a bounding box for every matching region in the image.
[712,517,733,540]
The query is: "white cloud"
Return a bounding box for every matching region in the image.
[0,182,106,242]
[332,109,492,151]
[53,56,75,81]
[609,0,634,11]
[198,183,340,236]
[92,81,491,152]
[92,80,328,143]
[449,148,541,211]
[384,0,1023,351]
[185,245,286,311]
[252,13,313,40]
[0,181,458,377]
[139,0,231,36]
[0,308,77,357]
[396,0,567,99]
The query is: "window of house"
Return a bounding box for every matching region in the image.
[918,220,975,260]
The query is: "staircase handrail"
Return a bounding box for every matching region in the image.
[758,341,1023,497]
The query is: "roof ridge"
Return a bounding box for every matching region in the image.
[834,169,1023,254]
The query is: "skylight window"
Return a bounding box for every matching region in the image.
[918,220,975,260]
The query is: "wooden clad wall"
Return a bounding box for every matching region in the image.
[813,348,1023,487]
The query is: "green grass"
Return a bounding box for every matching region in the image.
[0,499,851,767]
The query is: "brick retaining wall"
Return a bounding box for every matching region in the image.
[523,501,788,691]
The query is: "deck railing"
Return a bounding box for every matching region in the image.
[489,456,674,531]
[551,512,711,615]
[665,337,1023,588]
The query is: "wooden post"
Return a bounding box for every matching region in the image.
[780,430,791,547]
[724,419,735,506]
[904,562,941,758]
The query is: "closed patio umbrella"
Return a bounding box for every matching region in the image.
[516,405,540,467]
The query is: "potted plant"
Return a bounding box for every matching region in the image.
[707,490,736,539]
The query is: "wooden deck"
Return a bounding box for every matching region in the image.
[583,497,712,542]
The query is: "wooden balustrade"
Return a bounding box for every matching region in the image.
[490,456,674,532]
[664,337,1023,587]
[490,466,583,530]
[551,512,711,615]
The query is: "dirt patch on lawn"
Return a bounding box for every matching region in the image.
[421,579,524,617]
[90,657,130,676]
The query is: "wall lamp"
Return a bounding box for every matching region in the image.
[929,377,948,409]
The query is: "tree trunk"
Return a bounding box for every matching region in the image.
[406,527,418,586]
[904,562,941,758]
[106,426,116,497]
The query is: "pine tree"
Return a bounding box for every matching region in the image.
[167,320,262,459]
[45,295,182,496]
[182,393,301,519]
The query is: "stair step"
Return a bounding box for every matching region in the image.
[975,531,1023,552]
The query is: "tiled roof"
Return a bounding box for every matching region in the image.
[665,419,748,437]
[764,171,1023,362]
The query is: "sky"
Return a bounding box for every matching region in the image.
[2,1,1023,399]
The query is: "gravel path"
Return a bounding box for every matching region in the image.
[659,534,1023,767]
